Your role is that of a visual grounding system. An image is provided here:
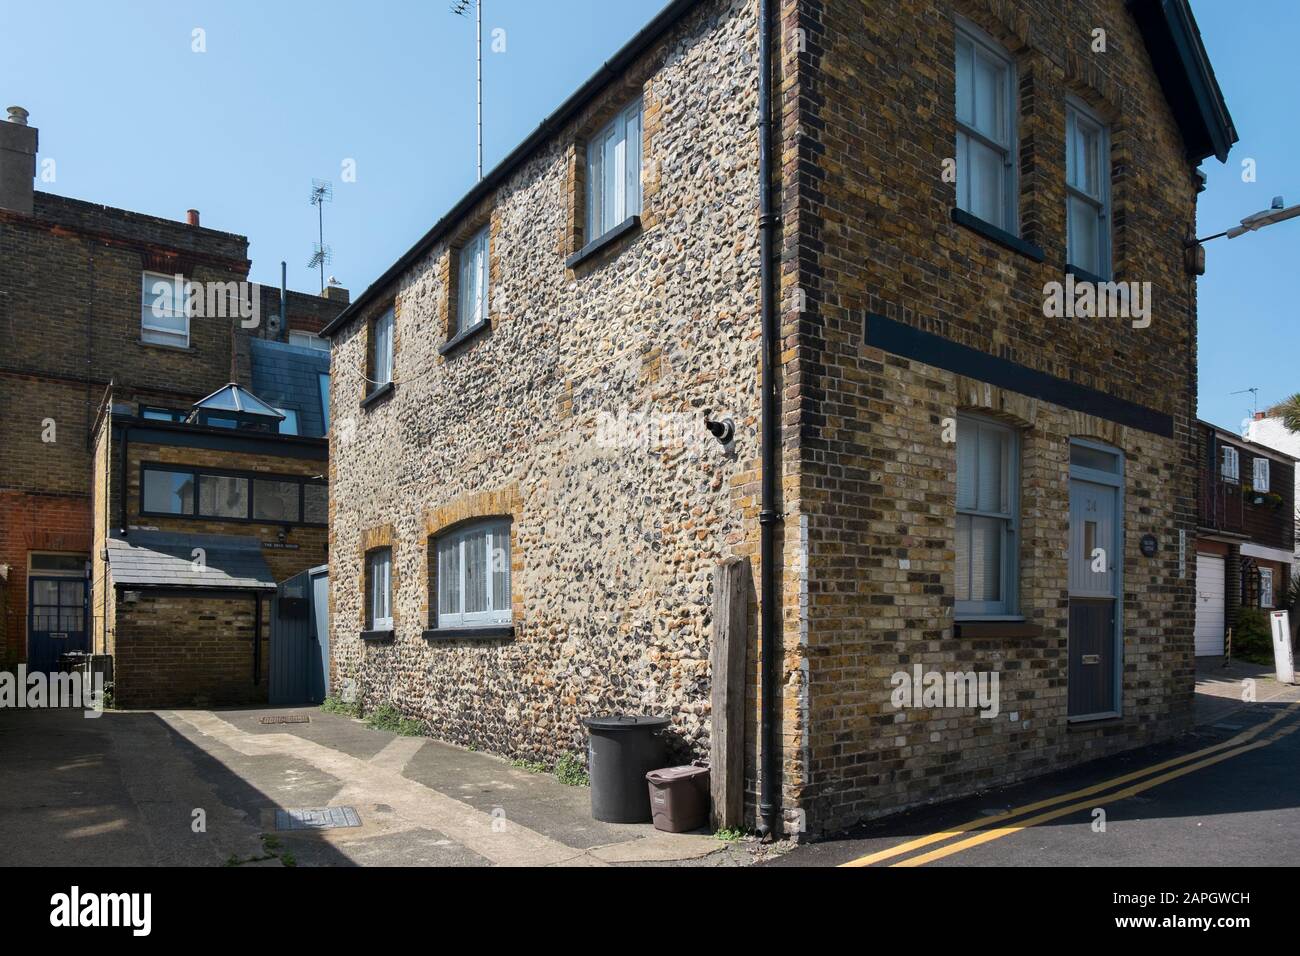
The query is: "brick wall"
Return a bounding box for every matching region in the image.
[112,591,269,708]
[790,0,1203,832]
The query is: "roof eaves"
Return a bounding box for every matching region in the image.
[322,0,703,338]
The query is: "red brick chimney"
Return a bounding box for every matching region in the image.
[186,209,200,226]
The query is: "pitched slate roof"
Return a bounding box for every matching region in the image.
[248,338,331,439]
[107,531,277,591]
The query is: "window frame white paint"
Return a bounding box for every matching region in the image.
[288,330,330,352]
[141,271,191,348]
[434,520,512,630]
[954,413,1021,619]
[370,307,394,391]
[585,98,643,243]
[366,548,393,631]
[456,225,490,336]
[1065,99,1112,278]
[1259,567,1274,608]
[953,18,1017,235]
[1252,456,1271,493]
[1221,445,1240,483]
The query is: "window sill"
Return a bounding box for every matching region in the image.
[953,620,1043,639]
[360,629,394,643]
[950,208,1045,262]
[423,625,514,642]
[1064,263,1111,285]
[439,318,492,356]
[566,215,641,270]
[138,338,195,353]
[1067,711,1122,725]
[361,381,395,410]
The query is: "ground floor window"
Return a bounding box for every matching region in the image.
[366,548,393,631]
[954,415,1020,618]
[1259,567,1274,608]
[432,520,511,629]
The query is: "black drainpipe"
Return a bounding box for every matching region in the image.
[118,421,130,535]
[253,592,263,686]
[756,0,782,840]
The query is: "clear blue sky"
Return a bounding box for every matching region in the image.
[1,0,1294,430]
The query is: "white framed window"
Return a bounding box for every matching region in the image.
[141,272,190,348]
[1221,445,1240,483]
[369,307,394,391]
[456,225,490,335]
[1252,456,1271,493]
[954,20,1016,233]
[1066,101,1111,278]
[288,330,329,352]
[955,415,1020,617]
[586,98,643,242]
[434,520,511,629]
[366,548,393,631]
[1259,567,1274,608]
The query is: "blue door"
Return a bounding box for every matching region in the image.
[270,567,329,705]
[28,576,89,674]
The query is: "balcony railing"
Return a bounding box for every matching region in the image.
[1200,474,1245,535]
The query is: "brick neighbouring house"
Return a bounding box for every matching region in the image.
[321,0,1236,837]
[1194,419,1296,657]
[0,106,346,673]
[89,383,329,707]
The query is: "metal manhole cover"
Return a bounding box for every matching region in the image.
[275,807,362,831]
[260,714,311,725]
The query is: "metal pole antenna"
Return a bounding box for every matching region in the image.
[317,200,325,293]
[477,0,483,180]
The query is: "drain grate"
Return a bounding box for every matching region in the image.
[260,714,311,725]
[275,807,362,831]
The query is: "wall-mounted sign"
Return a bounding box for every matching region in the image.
[1139,534,1158,558]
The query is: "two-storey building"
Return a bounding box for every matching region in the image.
[1194,419,1296,656]
[0,106,346,672]
[323,0,1236,836]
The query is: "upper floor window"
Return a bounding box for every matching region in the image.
[455,225,490,336]
[288,330,329,351]
[955,415,1020,618]
[369,307,394,393]
[1252,456,1271,493]
[1221,445,1240,483]
[140,405,185,423]
[586,98,643,242]
[1066,101,1111,278]
[274,407,300,436]
[366,548,393,631]
[433,520,511,630]
[140,463,326,526]
[141,272,190,348]
[954,21,1016,233]
[318,374,331,431]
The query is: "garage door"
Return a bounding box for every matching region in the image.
[1195,553,1226,656]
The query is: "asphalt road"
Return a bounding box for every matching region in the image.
[768,700,1300,867]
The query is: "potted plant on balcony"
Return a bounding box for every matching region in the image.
[1242,482,1266,506]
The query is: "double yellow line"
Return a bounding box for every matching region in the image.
[841,701,1300,868]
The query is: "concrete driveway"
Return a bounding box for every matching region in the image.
[0,705,761,867]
